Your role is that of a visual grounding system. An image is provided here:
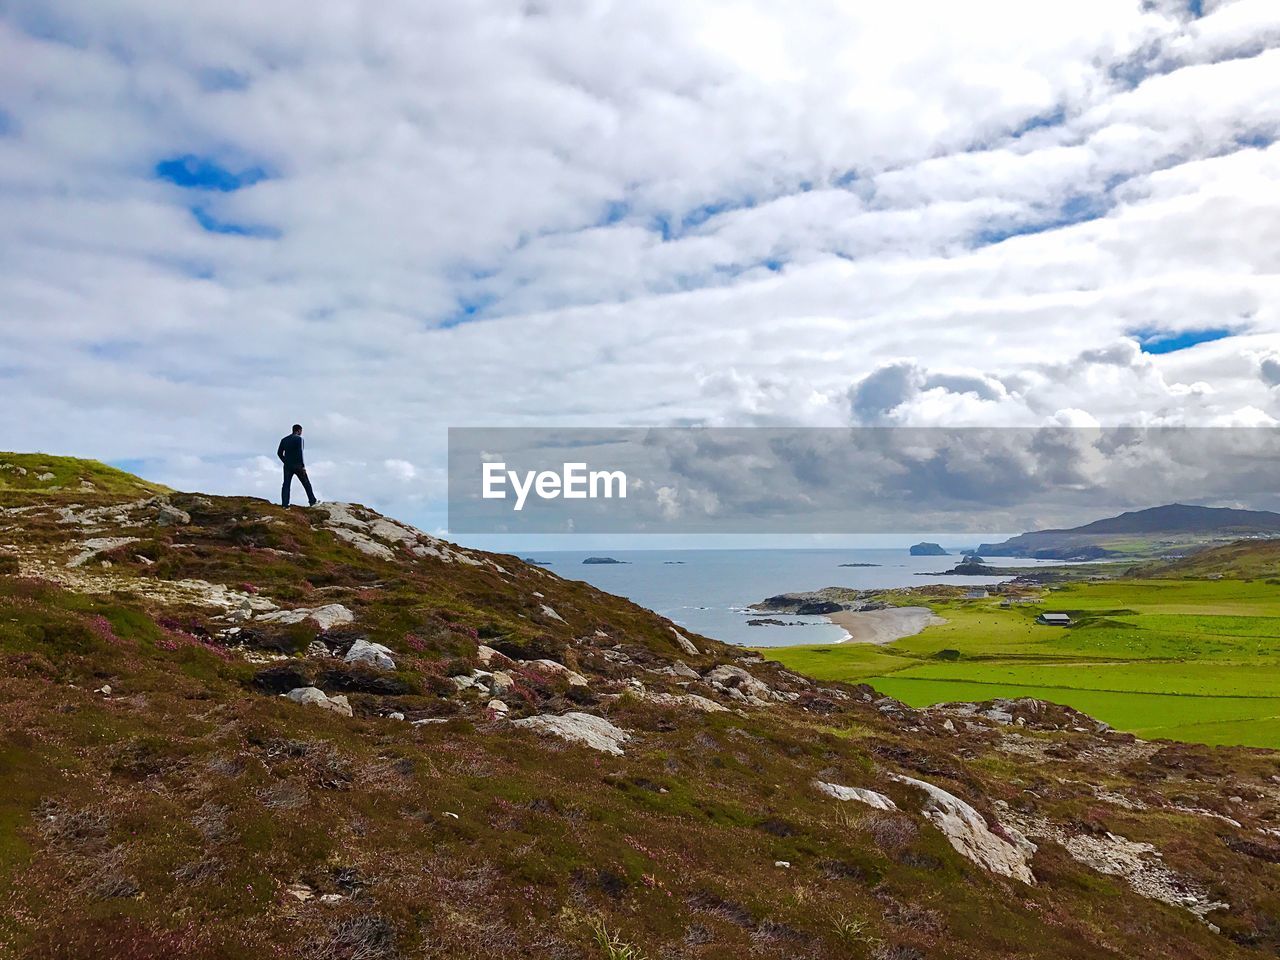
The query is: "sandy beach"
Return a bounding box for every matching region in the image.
[828,606,945,645]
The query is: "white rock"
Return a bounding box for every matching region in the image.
[646,692,729,713]
[512,712,631,755]
[487,699,510,715]
[539,604,565,623]
[489,670,515,695]
[283,687,353,718]
[387,712,405,721]
[344,638,397,671]
[285,882,314,902]
[813,781,897,810]
[476,644,502,666]
[155,502,191,526]
[412,718,450,725]
[67,537,139,568]
[527,659,589,686]
[329,525,396,560]
[312,502,485,566]
[664,660,700,680]
[889,774,1036,884]
[671,628,699,656]
[705,664,774,702]
[259,603,354,631]
[942,718,956,733]
[774,861,791,868]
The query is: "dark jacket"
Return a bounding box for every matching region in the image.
[277,434,305,468]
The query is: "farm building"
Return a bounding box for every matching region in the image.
[965,588,989,599]
[1037,612,1072,626]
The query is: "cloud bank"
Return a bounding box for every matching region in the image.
[1,0,1279,533]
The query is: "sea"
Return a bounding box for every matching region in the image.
[520,548,1061,647]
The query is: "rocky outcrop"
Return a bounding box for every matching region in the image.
[525,659,588,686]
[889,774,1036,884]
[1003,806,1227,923]
[909,542,948,556]
[311,501,485,566]
[704,664,776,705]
[671,628,699,657]
[67,537,139,568]
[645,692,729,713]
[283,686,353,717]
[258,604,354,632]
[512,712,630,755]
[813,781,897,810]
[154,502,191,526]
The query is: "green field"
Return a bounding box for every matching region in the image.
[761,579,1280,749]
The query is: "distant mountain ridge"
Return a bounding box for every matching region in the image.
[979,503,1280,559]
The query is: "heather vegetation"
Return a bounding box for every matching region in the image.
[1,457,1278,959]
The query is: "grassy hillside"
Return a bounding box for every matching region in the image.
[765,577,1280,748]
[1141,538,1280,580]
[2,461,1279,958]
[0,452,170,495]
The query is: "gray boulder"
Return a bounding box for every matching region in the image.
[259,603,354,631]
[344,638,396,671]
[283,687,353,717]
[813,780,897,810]
[889,773,1036,884]
[512,712,630,755]
[155,502,191,526]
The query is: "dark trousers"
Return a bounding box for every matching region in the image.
[282,464,316,507]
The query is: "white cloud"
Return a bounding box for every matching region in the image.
[0,0,1278,533]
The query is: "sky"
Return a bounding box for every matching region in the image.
[2,0,1280,547]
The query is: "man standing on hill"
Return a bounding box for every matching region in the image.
[277,424,317,508]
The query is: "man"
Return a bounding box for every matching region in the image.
[277,424,317,507]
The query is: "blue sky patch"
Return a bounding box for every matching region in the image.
[598,199,630,227]
[190,206,279,238]
[650,195,760,241]
[156,154,268,191]
[197,68,251,92]
[973,192,1111,247]
[1010,106,1066,139]
[1235,130,1275,151]
[440,293,497,328]
[1131,326,1234,354]
[87,340,142,361]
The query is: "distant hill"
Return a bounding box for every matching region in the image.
[979,504,1280,559]
[1141,538,1280,580]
